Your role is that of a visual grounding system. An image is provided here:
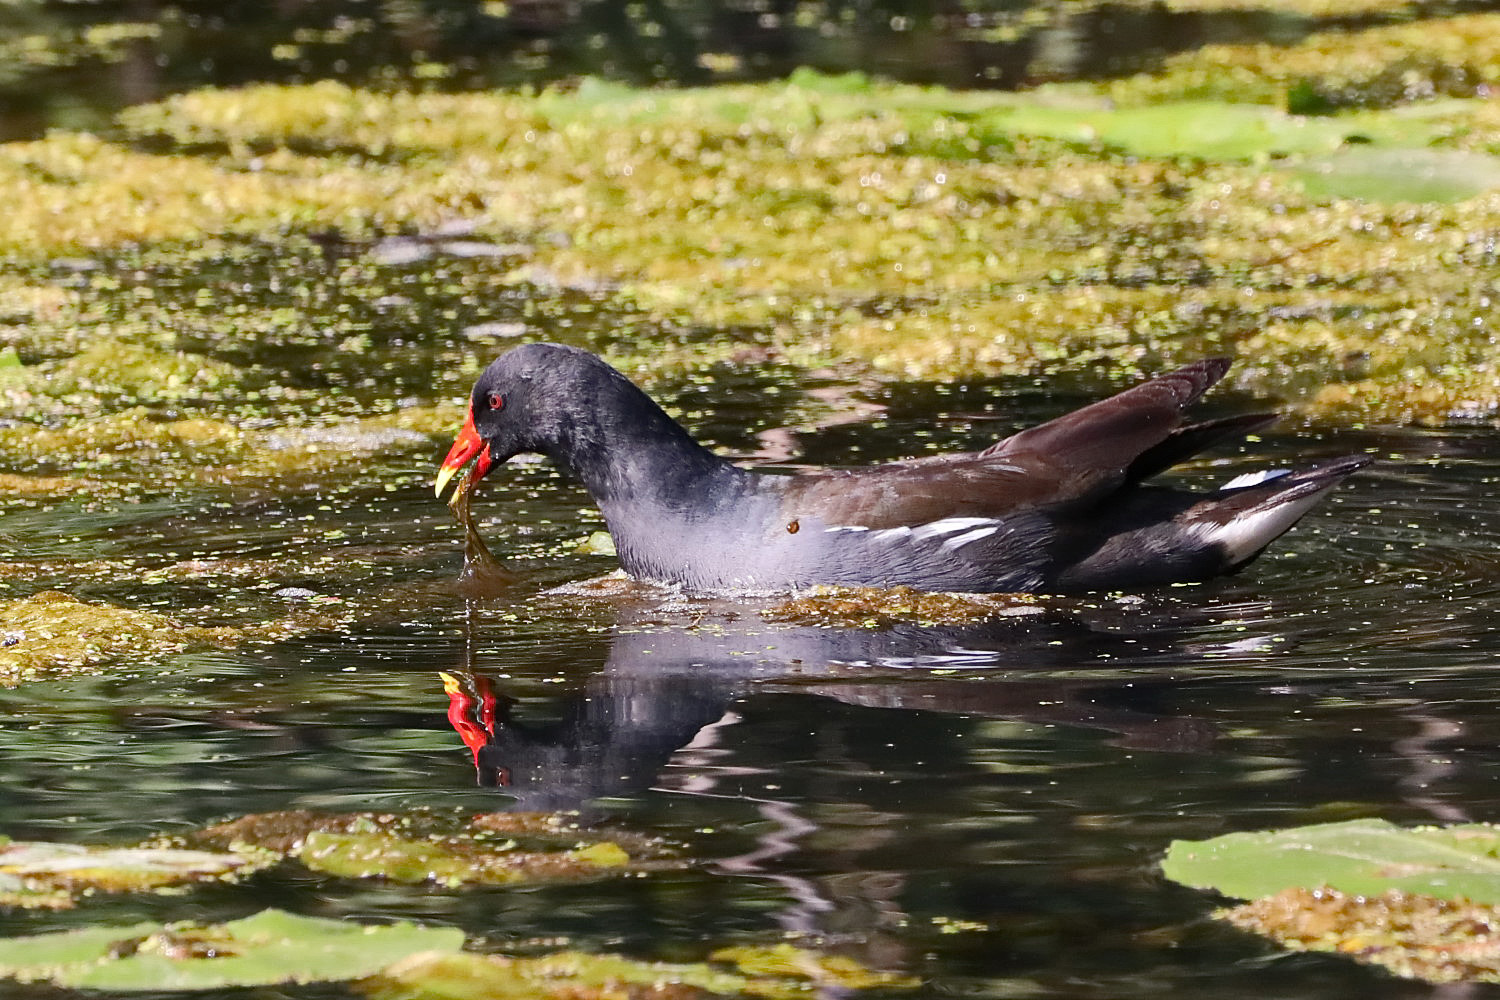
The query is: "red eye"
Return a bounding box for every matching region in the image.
[487,391,504,410]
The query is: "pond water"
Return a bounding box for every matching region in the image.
[0,280,1496,998]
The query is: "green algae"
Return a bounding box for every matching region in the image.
[709,943,920,990]
[1104,13,1500,110]
[0,337,241,406]
[0,591,239,685]
[107,76,1500,422]
[1222,887,1500,984]
[0,902,910,996]
[298,830,631,886]
[447,466,519,596]
[193,809,675,888]
[3,41,1500,442]
[0,587,364,686]
[0,840,271,909]
[0,875,70,911]
[763,586,1040,628]
[363,945,918,1000]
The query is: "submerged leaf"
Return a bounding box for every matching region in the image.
[446,466,517,597]
[0,909,464,989]
[1163,819,1500,902]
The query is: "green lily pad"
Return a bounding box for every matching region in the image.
[0,909,464,990]
[1000,101,1357,160]
[1163,819,1500,902]
[0,840,269,908]
[1292,147,1500,203]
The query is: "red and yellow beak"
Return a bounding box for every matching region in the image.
[434,407,494,497]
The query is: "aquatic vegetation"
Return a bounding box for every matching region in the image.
[1222,887,1500,984]
[0,839,270,910]
[764,585,1039,627]
[1163,818,1500,902]
[0,893,911,994]
[1165,819,1500,984]
[364,945,918,1000]
[0,591,239,684]
[1162,0,1416,13]
[0,910,465,990]
[447,466,518,595]
[194,809,677,887]
[1106,13,1500,110]
[710,943,921,990]
[0,60,1494,424]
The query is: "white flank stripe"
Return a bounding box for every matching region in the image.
[942,526,1000,550]
[911,516,1000,541]
[827,516,1003,549]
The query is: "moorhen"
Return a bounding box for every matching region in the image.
[435,343,1369,593]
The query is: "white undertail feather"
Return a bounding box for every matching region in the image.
[1194,484,1336,565]
[1220,468,1291,491]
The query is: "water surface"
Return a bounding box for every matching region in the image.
[0,358,1494,998]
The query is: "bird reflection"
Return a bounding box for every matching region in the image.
[440,606,1222,810]
[437,605,1228,971]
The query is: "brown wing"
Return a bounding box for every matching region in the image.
[776,359,1236,529]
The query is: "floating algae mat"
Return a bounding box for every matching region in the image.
[193,809,678,887]
[364,946,919,1000]
[0,909,914,995]
[0,838,271,911]
[0,591,239,685]
[1221,887,1500,985]
[5,60,1500,424]
[762,585,1041,627]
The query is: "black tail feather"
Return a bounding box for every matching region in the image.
[1128,412,1280,483]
